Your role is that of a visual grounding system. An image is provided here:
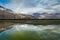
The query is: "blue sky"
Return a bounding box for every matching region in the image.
[0,0,60,14]
[0,0,11,6]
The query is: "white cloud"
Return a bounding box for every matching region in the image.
[4,0,60,14]
[51,5,60,13]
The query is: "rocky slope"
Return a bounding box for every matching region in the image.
[0,6,35,19]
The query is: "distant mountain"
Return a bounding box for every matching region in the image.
[32,13,41,19]
[39,13,60,19]
[0,6,6,10]
[32,12,60,19]
[0,5,60,19]
[14,14,35,19]
[0,5,13,13]
[0,6,35,19]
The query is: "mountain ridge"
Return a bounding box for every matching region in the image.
[0,5,35,19]
[0,5,60,19]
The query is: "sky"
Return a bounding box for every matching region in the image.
[0,0,60,14]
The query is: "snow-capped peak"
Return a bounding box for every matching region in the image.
[0,5,13,13]
[0,6,6,10]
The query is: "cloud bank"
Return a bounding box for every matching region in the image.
[4,0,60,14]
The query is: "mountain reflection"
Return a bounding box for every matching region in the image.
[0,23,60,40]
[0,22,13,33]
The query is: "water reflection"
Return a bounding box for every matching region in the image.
[0,22,13,33]
[0,23,60,40]
[13,24,55,31]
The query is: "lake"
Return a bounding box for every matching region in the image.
[0,23,60,40]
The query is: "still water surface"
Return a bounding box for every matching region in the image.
[0,23,60,40]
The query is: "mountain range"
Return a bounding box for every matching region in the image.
[32,12,60,19]
[0,5,60,19]
[0,6,35,19]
